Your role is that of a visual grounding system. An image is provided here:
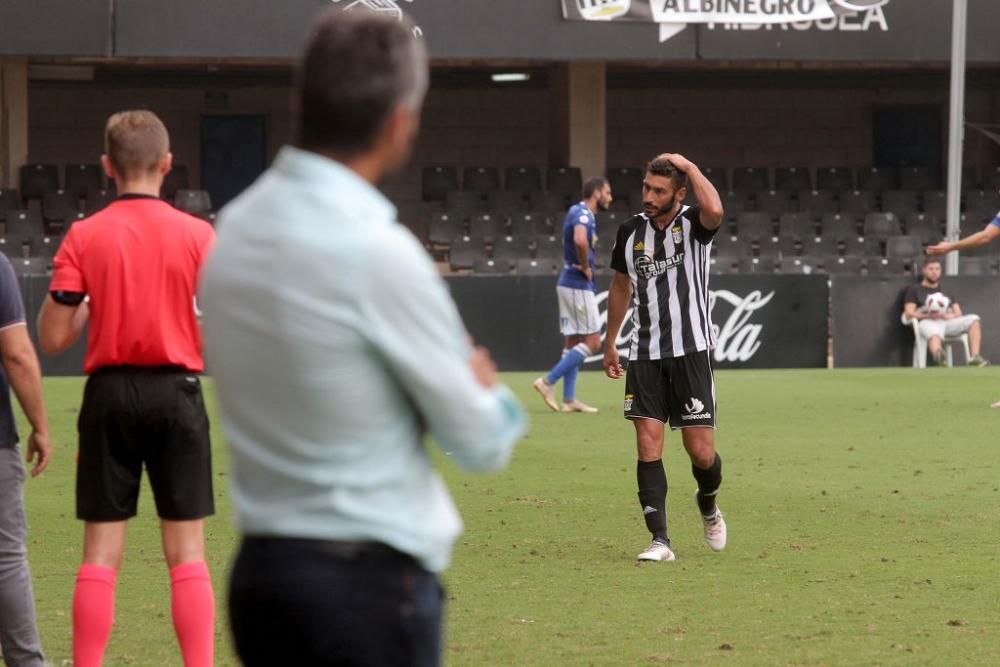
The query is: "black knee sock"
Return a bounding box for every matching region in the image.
[637,460,668,542]
[692,454,723,516]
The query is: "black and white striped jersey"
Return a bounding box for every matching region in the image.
[609,205,717,360]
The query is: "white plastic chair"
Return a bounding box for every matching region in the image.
[901,313,970,368]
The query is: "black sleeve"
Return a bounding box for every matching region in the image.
[688,206,718,245]
[51,290,86,306]
[902,285,918,306]
[610,219,636,274]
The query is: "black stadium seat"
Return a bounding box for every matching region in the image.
[856,166,896,191]
[85,189,116,215]
[606,167,643,197]
[815,167,853,193]
[42,190,84,231]
[774,167,812,192]
[504,166,542,196]
[898,166,934,191]
[546,166,582,201]
[731,167,769,192]
[462,166,500,194]
[421,165,458,202]
[64,163,104,198]
[19,164,59,201]
[174,189,212,216]
[428,212,465,245]
[884,235,922,259]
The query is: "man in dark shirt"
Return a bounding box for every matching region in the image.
[902,258,989,367]
[0,253,52,667]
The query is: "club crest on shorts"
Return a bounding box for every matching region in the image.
[624,394,634,411]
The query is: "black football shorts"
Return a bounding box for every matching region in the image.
[76,366,214,521]
[623,352,717,430]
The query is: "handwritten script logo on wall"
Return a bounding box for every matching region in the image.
[331,0,423,37]
[587,288,775,365]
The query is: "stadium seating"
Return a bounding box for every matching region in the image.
[19,164,60,201]
[474,258,510,275]
[898,166,934,191]
[965,190,1000,218]
[462,166,500,194]
[492,236,531,263]
[9,257,48,276]
[504,166,543,197]
[863,212,902,242]
[487,190,526,216]
[0,189,19,215]
[3,210,43,241]
[428,212,465,245]
[64,163,103,198]
[921,190,947,218]
[421,165,458,202]
[820,213,860,239]
[174,189,213,216]
[510,211,546,238]
[735,212,775,241]
[778,212,817,237]
[732,167,769,192]
[700,166,728,192]
[777,256,822,274]
[816,167,853,193]
[880,190,919,219]
[445,190,485,218]
[904,213,942,244]
[798,190,837,218]
[957,256,993,276]
[826,256,864,274]
[606,167,643,197]
[448,237,483,270]
[85,189,116,215]
[42,190,85,232]
[774,167,812,192]
[528,190,569,216]
[884,235,922,259]
[467,213,507,243]
[534,236,563,261]
[856,166,895,191]
[755,190,793,216]
[515,258,557,275]
[839,190,876,218]
[546,166,583,201]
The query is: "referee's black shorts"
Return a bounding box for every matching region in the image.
[76,366,214,522]
[623,352,717,430]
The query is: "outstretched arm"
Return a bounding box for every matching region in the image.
[927,221,1000,255]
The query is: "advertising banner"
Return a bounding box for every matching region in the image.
[447,274,828,372]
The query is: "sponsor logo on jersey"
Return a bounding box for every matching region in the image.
[633,241,645,251]
[635,253,685,279]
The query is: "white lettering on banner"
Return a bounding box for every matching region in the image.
[653,0,833,25]
[709,289,774,363]
[584,288,775,365]
[331,0,424,37]
[563,0,891,43]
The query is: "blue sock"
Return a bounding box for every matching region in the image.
[545,343,589,388]
[563,363,579,401]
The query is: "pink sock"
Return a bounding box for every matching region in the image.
[73,564,117,667]
[170,561,215,667]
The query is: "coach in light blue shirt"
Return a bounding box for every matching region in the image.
[199,10,526,667]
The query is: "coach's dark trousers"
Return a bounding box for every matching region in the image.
[228,536,443,666]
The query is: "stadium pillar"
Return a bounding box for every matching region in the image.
[549,63,606,181]
[0,59,29,190]
[944,0,967,276]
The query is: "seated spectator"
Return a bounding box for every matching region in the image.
[902,258,989,367]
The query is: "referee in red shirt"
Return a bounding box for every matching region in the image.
[38,111,216,667]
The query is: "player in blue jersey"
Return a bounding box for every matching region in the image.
[533,177,613,413]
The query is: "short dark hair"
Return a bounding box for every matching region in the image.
[646,156,687,190]
[582,177,608,200]
[295,9,428,157]
[923,257,942,268]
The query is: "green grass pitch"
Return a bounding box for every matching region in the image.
[18,369,1000,665]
